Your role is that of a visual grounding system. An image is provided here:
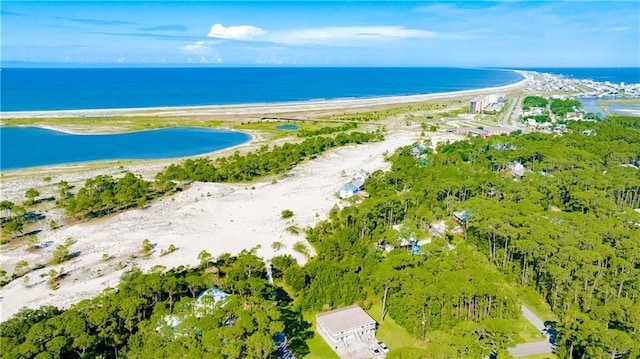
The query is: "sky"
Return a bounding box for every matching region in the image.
[1,1,639,67]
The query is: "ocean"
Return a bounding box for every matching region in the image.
[0,67,522,112]
[519,67,640,84]
[0,127,251,171]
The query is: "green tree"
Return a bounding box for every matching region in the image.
[141,239,153,257]
[25,188,40,205]
[14,260,30,276]
[0,200,14,217]
[53,245,70,264]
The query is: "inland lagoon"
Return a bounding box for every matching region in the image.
[0,126,251,171]
[276,125,300,130]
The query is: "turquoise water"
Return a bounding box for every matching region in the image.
[276,125,299,130]
[0,127,251,171]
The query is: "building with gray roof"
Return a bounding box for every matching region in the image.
[316,304,377,349]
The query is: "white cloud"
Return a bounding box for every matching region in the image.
[205,23,438,46]
[117,57,125,63]
[208,24,266,40]
[180,40,218,54]
[271,26,437,45]
[198,54,224,64]
[608,26,631,32]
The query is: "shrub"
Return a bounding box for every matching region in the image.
[142,239,153,257]
[53,245,70,264]
[281,209,294,219]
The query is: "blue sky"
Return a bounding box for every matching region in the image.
[2,1,639,67]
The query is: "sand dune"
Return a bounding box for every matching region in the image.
[0,127,463,321]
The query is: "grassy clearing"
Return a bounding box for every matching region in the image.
[302,312,340,359]
[366,302,423,350]
[233,120,320,139]
[598,98,640,106]
[519,287,558,323]
[1,116,225,133]
[515,315,546,343]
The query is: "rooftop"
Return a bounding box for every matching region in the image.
[317,304,376,334]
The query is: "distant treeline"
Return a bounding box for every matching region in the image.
[156,131,384,182]
[296,122,358,137]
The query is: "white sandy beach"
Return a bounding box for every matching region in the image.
[0,126,463,321]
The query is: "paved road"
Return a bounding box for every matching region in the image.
[507,305,555,357]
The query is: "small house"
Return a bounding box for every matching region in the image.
[339,183,359,199]
[353,170,371,181]
[351,178,365,191]
[453,210,472,227]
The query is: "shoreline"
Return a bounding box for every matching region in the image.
[0,71,531,119]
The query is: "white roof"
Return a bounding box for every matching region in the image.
[317,304,376,334]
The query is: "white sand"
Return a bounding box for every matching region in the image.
[0,128,464,321]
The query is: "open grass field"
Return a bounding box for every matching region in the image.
[302,312,340,359]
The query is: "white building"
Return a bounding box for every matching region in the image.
[316,304,377,349]
[339,183,359,199]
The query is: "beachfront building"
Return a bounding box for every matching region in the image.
[469,96,486,113]
[469,94,506,114]
[316,304,377,349]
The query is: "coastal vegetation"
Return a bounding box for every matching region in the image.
[0,116,225,133]
[549,98,582,117]
[3,111,639,358]
[522,96,548,110]
[274,115,639,358]
[62,172,170,219]
[156,131,384,183]
[296,122,358,137]
[0,250,312,358]
[322,101,460,122]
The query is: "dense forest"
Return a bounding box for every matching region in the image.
[1,250,312,359]
[276,115,640,358]
[2,116,639,358]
